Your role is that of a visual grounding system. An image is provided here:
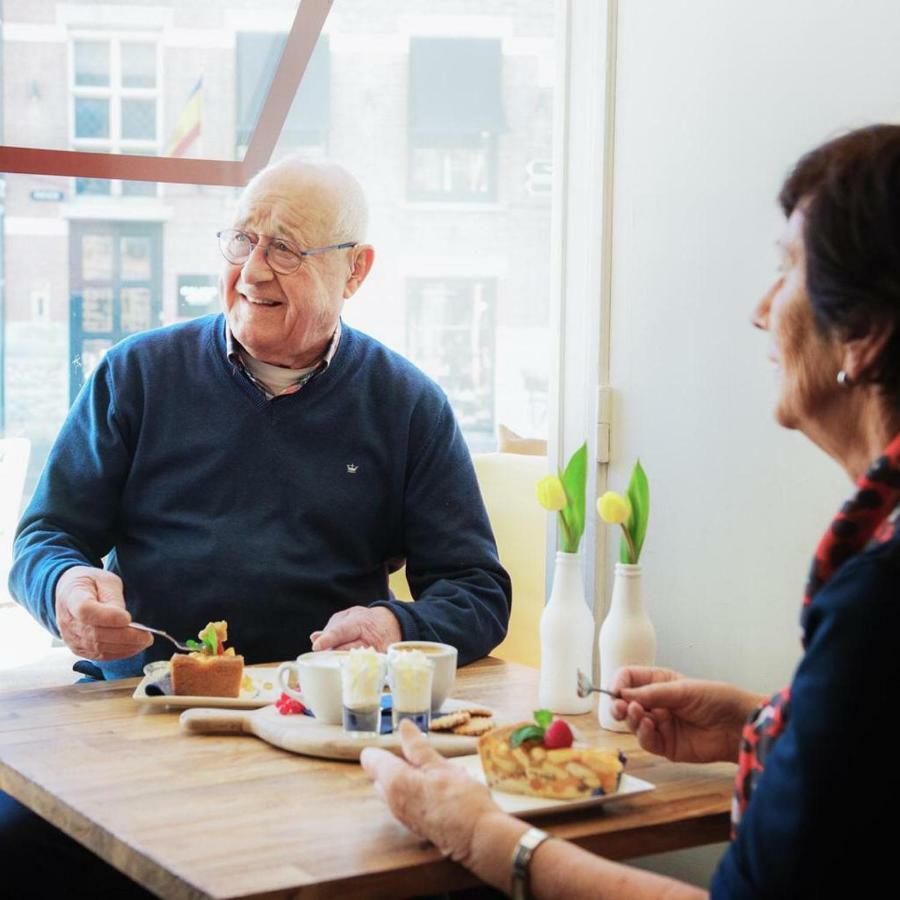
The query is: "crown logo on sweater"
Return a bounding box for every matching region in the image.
[346,463,359,474]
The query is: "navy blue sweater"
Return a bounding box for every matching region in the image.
[712,524,899,897]
[9,315,511,677]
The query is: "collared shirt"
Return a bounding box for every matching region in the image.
[224,320,342,398]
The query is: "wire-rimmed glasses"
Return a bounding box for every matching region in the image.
[217,228,357,275]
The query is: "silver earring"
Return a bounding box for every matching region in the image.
[837,370,854,388]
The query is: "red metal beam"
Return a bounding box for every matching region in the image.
[0,0,335,188]
[0,146,246,186]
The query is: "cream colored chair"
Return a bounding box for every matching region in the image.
[388,451,547,668]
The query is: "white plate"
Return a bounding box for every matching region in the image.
[448,754,655,816]
[132,663,281,709]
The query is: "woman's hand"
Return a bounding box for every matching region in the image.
[360,720,508,869]
[610,667,766,764]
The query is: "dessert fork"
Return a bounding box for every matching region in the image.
[129,622,195,653]
[576,669,621,699]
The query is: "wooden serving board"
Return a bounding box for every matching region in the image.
[179,705,479,760]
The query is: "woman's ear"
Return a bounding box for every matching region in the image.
[841,321,895,382]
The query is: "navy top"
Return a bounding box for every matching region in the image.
[712,524,900,897]
[9,315,511,677]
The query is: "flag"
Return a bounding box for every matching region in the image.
[165,77,203,157]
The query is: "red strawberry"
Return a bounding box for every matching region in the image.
[543,719,573,749]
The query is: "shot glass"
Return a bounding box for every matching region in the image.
[388,649,434,733]
[340,649,387,737]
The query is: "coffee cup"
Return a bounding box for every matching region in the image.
[276,650,347,725]
[387,641,457,711]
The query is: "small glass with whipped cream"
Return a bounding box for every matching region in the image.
[388,649,434,733]
[340,648,387,737]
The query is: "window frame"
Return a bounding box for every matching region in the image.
[70,31,162,197]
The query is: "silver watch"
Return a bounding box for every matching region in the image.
[511,826,551,900]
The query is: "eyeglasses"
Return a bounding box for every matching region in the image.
[216,228,357,275]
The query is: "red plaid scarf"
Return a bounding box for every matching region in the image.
[732,431,900,834]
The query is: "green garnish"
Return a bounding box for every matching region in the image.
[185,639,203,651]
[196,625,219,656]
[509,709,555,747]
[510,725,545,748]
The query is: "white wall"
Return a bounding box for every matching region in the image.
[605,0,900,885]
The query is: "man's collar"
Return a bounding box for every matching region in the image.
[225,319,342,371]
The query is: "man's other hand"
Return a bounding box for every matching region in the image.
[54,565,152,661]
[310,605,402,652]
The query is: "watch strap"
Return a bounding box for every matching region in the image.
[511,826,551,900]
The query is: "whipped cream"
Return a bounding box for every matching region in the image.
[340,648,386,709]
[390,650,433,712]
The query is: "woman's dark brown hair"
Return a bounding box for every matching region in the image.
[779,124,900,405]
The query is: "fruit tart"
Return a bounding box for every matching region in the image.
[170,620,244,697]
[477,710,626,800]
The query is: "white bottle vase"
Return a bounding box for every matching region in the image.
[598,563,656,732]
[538,551,594,714]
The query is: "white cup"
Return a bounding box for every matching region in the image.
[387,641,458,711]
[276,650,347,725]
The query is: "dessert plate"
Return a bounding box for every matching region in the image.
[448,754,655,816]
[132,662,281,709]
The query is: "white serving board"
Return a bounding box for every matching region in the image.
[179,704,479,760]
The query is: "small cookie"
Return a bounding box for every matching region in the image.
[452,717,495,737]
[430,711,471,732]
[454,704,493,718]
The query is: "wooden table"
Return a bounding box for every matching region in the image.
[0,658,735,898]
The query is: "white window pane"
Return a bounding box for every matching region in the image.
[121,99,156,140]
[74,97,109,139]
[74,40,109,87]
[121,42,156,88]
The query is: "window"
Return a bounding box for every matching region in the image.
[407,38,504,202]
[407,278,496,438]
[236,33,330,158]
[69,223,163,402]
[71,37,160,196]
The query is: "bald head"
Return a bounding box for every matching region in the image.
[238,158,368,247]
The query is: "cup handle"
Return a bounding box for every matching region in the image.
[276,662,304,702]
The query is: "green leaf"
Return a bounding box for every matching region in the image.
[560,443,588,552]
[619,459,650,564]
[185,639,202,651]
[510,724,546,748]
[533,709,553,729]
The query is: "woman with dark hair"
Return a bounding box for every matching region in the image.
[362,123,900,898]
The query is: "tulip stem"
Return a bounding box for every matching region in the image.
[558,512,574,552]
[619,523,637,564]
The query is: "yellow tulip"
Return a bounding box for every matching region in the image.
[536,475,567,511]
[597,491,631,524]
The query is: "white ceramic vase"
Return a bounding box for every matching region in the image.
[538,551,594,714]
[598,563,656,732]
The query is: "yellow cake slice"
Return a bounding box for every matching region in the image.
[477,723,625,800]
[170,620,244,697]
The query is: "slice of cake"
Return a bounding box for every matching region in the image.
[170,621,244,697]
[478,717,626,800]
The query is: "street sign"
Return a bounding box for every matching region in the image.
[30,189,65,202]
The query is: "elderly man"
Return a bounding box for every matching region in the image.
[9,158,511,679]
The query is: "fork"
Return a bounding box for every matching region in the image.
[576,669,621,700]
[129,623,195,653]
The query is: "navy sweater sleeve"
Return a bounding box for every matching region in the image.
[9,357,131,635]
[371,395,511,666]
[711,543,900,898]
